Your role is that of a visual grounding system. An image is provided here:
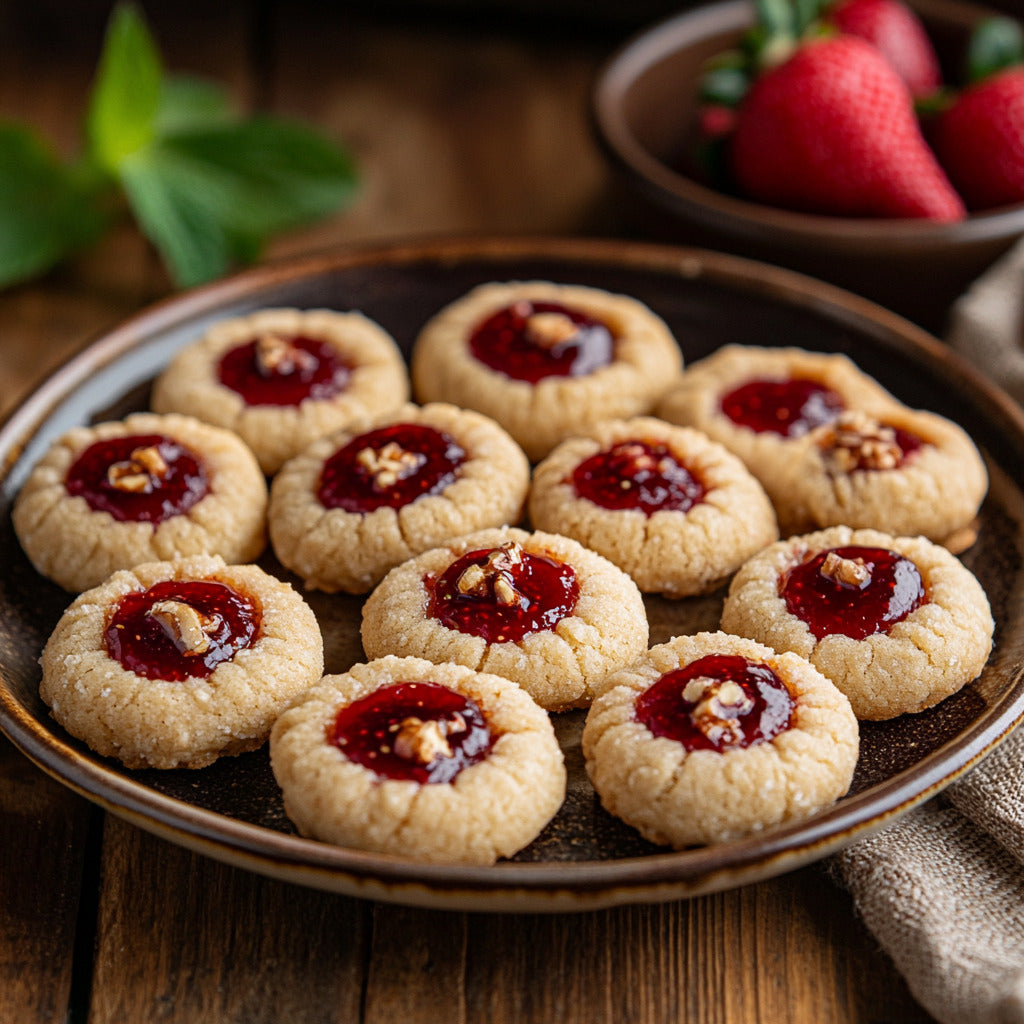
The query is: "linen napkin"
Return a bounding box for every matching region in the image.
[830,238,1024,1024]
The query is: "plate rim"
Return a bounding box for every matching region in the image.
[3,234,1023,911]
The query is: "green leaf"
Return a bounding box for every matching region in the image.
[86,3,163,172]
[967,17,1024,82]
[0,124,109,287]
[699,64,750,107]
[155,77,235,135]
[158,117,359,236]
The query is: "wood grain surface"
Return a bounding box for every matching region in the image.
[0,3,937,1021]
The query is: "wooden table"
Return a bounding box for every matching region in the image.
[0,4,938,1021]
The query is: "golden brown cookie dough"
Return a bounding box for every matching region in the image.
[151,307,410,474]
[12,412,267,593]
[720,526,994,720]
[528,416,778,597]
[582,631,859,848]
[269,655,566,864]
[361,527,649,712]
[269,402,530,594]
[777,407,988,549]
[656,346,896,530]
[410,281,684,461]
[39,555,324,769]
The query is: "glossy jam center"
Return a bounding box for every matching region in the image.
[780,545,925,641]
[468,300,614,382]
[217,333,351,406]
[818,412,924,472]
[317,423,466,514]
[329,681,493,784]
[105,579,261,681]
[572,439,706,515]
[65,433,207,523]
[634,654,794,753]
[720,377,844,437]
[427,541,580,643]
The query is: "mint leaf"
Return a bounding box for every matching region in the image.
[0,124,109,287]
[158,117,359,236]
[155,77,235,135]
[86,3,162,172]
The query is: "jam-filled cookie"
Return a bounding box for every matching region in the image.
[269,402,530,593]
[360,527,649,712]
[39,555,324,769]
[656,346,896,529]
[269,655,565,864]
[13,412,267,593]
[582,632,858,848]
[528,417,778,597]
[410,281,684,461]
[151,307,410,474]
[720,526,994,720]
[773,407,987,550]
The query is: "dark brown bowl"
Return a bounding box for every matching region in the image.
[592,0,1024,334]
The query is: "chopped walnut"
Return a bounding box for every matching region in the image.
[392,713,466,764]
[524,311,580,348]
[254,331,318,377]
[107,444,169,493]
[820,550,871,587]
[355,441,426,490]
[686,677,755,747]
[455,541,525,606]
[147,600,219,655]
[818,411,903,473]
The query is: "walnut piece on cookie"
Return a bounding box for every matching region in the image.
[269,402,530,593]
[269,655,566,864]
[151,307,410,475]
[12,412,267,593]
[582,631,858,848]
[410,281,684,461]
[655,345,897,531]
[39,555,324,769]
[779,406,987,549]
[528,416,778,597]
[360,527,649,712]
[720,526,994,720]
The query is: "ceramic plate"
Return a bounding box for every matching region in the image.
[2,237,1023,912]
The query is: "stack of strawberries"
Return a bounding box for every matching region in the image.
[694,0,1024,220]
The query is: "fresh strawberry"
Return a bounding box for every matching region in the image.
[826,0,942,98]
[730,34,966,221]
[931,67,1024,211]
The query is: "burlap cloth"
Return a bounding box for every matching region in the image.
[830,239,1024,1024]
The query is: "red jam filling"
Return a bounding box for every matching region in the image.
[634,654,794,753]
[217,333,351,406]
[820,416,924,472]
[468,300,614,382]
[329,681,493,784]
[317,423,466,514]
[720,377,844,437]
[105,579,261,681]
[427,541,580,643]
[65,433,208,523]
[572,439,706,515]
[780,545,925,641]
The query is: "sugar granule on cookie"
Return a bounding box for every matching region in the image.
[269,655,565,864]
[269,402,529,593]
[411,281,683,460]
[151,307,410,474]
[39,555,324,770]
[361,527,649,711]
[12,412,267,593]
[528,416,778,597]
[720,526,994,720]
[582,632,858,848]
